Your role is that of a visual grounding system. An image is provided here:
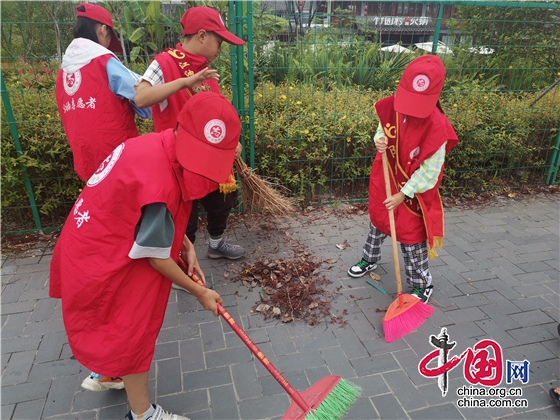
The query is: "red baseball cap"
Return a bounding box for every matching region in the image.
[176,92,241,183]
[394,55,446,118]
[76,3,123,53]
[180,7,245,46]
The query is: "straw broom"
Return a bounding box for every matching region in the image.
[193,84,293,216]
[233,156,294,216]
[177,257,361,419]
[381,152,434,342]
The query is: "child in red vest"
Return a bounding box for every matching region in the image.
[134,6,246,263]
[56,3,151,181]
[50,92,240,420]
[348,55,459,304]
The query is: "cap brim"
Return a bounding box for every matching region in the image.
[176,125,236,183]
[108,29,123,53]
[394,85,439,118]
[215,30,245,46]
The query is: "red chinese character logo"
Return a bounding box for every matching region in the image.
[210,125,223,139]
[463,339,503,386]
[419,328,504,396]
[66,73,75,87]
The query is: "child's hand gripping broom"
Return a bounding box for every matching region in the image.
[380,152,434,343]
[177,258,361,419]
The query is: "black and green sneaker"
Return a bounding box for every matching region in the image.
[411,285,433,303]
[347,259,377,278]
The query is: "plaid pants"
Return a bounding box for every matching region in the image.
[362,222,432,289]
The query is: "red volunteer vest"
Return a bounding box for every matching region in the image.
[56,54,139,180]
[152,44,221,198]
[369,96,458,255]
[49,129,191,376]
[152,44,220,132]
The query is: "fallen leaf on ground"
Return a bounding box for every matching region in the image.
[232,256,348,327]
[369,272,381,281]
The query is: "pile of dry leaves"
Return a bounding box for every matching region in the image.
[231,255,347,327]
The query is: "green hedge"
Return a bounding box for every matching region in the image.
[2,65,559,231]
[251,81,559,202]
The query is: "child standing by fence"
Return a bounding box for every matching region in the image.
[56,3,151,181]
[134,6,246,264]
[348,55,458,304]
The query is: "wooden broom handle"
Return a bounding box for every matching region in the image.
[176,258,311,412]
[382,152,404,306]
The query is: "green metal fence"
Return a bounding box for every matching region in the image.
[2,1,559,234]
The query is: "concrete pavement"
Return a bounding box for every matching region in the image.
[1,193,559,419]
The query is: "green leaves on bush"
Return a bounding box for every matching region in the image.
[2,65,558,231]
[251,81,559,204]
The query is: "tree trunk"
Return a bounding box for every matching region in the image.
[40,3,62,63]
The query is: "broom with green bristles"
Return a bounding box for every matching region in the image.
[177,257,361,419]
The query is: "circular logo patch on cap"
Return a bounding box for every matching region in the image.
[204,119,226,144]
[87,143,125,187]
[412,74,430,92]
[63,70,81,96]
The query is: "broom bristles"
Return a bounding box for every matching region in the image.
[234,157,294,216]
[383,301,434,343]
[304,379,362,420]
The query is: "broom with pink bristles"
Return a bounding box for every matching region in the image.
[381,152,434,342]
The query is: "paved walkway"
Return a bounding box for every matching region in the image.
[1,194,559,420]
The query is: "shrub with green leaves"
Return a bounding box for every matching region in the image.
[251,81,559,204]
[1,69,80,231]
[1,59,149,231]
[2,61,558,232]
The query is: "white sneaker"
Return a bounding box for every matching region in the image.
[81,372,124,391]
[125,404,190,420]
[347,259,377,278]
[412,285,434,303]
